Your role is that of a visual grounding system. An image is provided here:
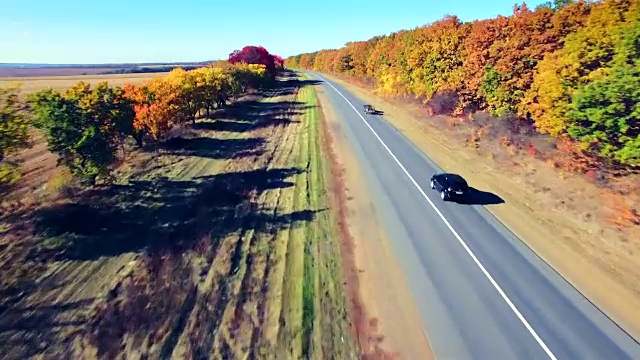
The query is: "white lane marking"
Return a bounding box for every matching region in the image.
[313,73,558,360]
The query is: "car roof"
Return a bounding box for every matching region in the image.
[438,173,466,182]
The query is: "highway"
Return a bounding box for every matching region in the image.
[307,71,640,359]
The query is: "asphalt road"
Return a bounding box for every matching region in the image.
[306,71,640,360]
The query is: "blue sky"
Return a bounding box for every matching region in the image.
[1,0,549,64]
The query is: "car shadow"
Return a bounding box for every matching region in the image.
[455,187,505,205]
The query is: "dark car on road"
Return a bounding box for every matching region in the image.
[363,104,376,114]
[430,173,469,201]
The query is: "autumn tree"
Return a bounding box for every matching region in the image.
[122,78,182,142]
[404,16,467,104]
[283,0,640,169]
[298,53,316,69]
[524,0,639,136]
[0,83,31,187]
[193,66,229,116]
[228,45,276,75]
[72,81,137,152]
[273,55,284,69]
[121,62,268,142]
[334,49,354,74]
[366,31,414,97]
[166,68,202,123]
[284,0,594,115]
[344,38,382,79]
[227,63,269,93]
[284,55,300,68]
[312,50,336,72]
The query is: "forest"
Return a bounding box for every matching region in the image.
[284,0,640,169]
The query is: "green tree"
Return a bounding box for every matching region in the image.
[536,0,576,11]
[75,81,138,150]
[479,65,515,116]
[28,82,130,185]
[567,19,640,166]
[0,84,31,187]
[568,64,640,165]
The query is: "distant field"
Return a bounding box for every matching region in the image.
[0,67,116,77]
[0,63,206,77]
[0,72,167,93]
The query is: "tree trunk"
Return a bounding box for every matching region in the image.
[134,132,144,148]
[120,138,127,159]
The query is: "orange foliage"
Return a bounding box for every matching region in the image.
[527,142,538,158]
[122,79,181,141]
[554,136,602,174]
[601,190,640,228]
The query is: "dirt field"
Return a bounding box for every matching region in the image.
[0,73,362,359]
[322,74,640,339]
[315,84,434,359]
[0,73,165,93]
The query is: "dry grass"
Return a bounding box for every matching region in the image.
[0,73,166,93]
[324,73,640,340]
[0,73,358,359]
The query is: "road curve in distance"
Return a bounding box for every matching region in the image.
[306,70,640,360]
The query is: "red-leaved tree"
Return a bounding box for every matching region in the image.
[228,45,276,74]
[273,55,284,68]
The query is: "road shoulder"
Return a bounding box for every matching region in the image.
[315,81,435,359]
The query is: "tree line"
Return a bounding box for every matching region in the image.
[285,0,640,168]
[0,46,284,189]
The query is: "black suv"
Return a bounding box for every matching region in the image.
[430,173,469,201]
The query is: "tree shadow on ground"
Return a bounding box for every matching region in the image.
[0,71,326,359]
[160,136,266,159]
[193,99,311,133]
[455,187,505,205]
[30,167,312,262]
[0,298,94,359]
[265,75,323,97]
[191,74,321,133]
